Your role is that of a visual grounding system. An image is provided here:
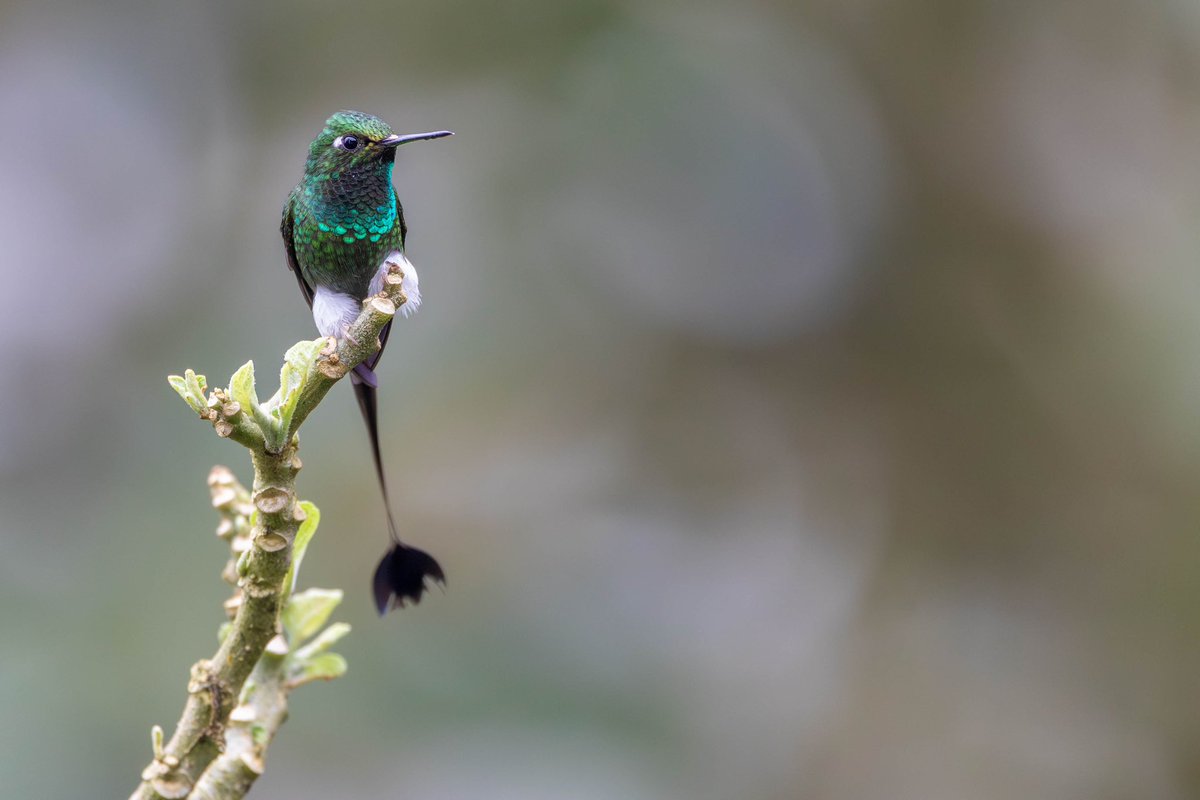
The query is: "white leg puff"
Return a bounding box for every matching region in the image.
[371,251,422,318]
[312,286,363,339]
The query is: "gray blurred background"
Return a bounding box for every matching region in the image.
[2,0,1199,797]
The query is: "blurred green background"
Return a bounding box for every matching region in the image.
[2,0,1199,797]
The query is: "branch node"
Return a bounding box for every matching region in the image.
[229,704,256,723]
[187,660,216,695]
[369,296,396,316]
[210,486,237,509]
[254,531,289,553]
[208,466,235,487]
[150,771,191,799]
[318,359,348,379]
[253,487,292,515]
[240,751,265,776]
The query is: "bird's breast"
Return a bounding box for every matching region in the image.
[296,195,402,298]
[311,202,398,246]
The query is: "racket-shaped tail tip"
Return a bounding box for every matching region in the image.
[372,542,446,614]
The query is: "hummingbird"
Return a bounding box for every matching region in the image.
[280,110,453,614]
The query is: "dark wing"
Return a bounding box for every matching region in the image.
[397,196,408,245]
[281,189,315,309]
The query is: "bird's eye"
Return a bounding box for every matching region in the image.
[336,135,361,151]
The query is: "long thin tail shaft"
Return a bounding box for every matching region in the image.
[351,375,399,542]
[350,369,444,613]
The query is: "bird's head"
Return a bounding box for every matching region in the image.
[304,110,453,177]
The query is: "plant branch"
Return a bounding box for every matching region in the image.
[130,260,412,800]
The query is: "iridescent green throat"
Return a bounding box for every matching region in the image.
[303,160,398,245]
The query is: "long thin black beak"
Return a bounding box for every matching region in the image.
[379,130,454,148]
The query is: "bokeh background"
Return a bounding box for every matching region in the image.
[2,0,1199,797]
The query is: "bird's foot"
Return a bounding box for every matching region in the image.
[384,258,405,280]
[339,326,361,347]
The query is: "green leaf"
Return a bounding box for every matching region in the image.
[283,501,320,595]
[151,725,165,759]
[235,548,251,577]
[292,622,351,663]
[168,370,209,414]
[229,360,258,411]
[253,407,282,450]
[276,359,299,411]
[281,588,342,644]
[283,338,324,379]
[268,340,323,446]
[238,360,277,443]
[287,652,348,687]
[187,369,208,399]
[168,375,200,412]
